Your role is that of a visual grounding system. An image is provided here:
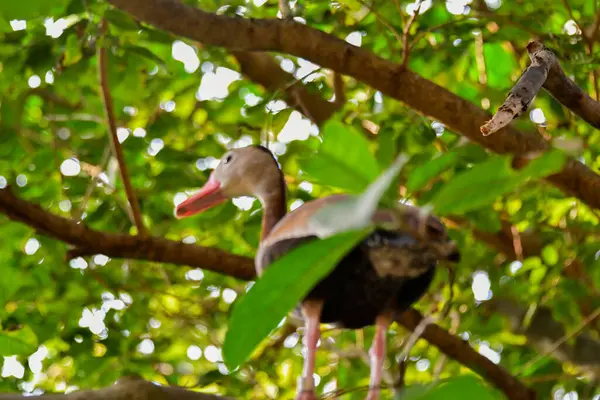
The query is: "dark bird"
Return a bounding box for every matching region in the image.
[175,145,460,400]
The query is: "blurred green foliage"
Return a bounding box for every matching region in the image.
[0,0,599,399]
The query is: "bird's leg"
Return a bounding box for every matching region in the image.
[366,314,391,400]
[296,300,323,400]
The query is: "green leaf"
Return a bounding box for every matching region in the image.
[271,108,294,134]
[516,149,567,180]
[429,150,567,216]
[222,229,370,371]
[406,151,459,192]
[429,155,517,215]
[299,120,380,193]
[0,326,38,356]
[123,45,168,71]
[0,0,66,20]
[541,245,559,266]
[104,9,140,31]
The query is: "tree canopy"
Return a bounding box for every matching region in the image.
[1,0,600,399]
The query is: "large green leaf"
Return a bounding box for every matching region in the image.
[430,150,567,215]
[0,326,38,356]
[222,229,370,371]
[299,120,380,193]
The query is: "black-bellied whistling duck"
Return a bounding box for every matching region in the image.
[175,145,459,400]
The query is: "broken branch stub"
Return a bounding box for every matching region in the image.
[481,41,553,136]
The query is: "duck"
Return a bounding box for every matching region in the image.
[175,145,460,400]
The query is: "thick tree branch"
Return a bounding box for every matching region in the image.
[105,0,600,211]
[97,19,148,237]
[536,42,600,129]
[0,377,230,399]
[0,187,255,280]
[0,188,534,400]
[482,40,600,135]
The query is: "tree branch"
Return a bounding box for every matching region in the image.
[396,309,536,400]
[105,0,600,211]
[0,377,230,400]
[0,188,534,400]
[97,19,148,237]
[0,187,255,280]
[536,41,600,129]
[482,40,600,135]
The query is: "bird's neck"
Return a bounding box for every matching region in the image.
[258,173,287,241]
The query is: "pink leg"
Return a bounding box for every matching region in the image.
[296,301,323,400]
[366,315,391,400]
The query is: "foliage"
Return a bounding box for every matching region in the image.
[1,0,600,399]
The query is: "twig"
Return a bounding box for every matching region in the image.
[482,40,600,135]
[474,31,487,85]
[401,0,422,68]
[332,72,346,107]
[510,225,523,261]
[480,41,550,136]
[561,0,579,33]
[396,315,435,362]
[73,144,112,222]
[97,19,148,237]
[278,0,292,19]
[432,311,460,380]
[395,358,407,390]
[353,0,404,45]
[516,306,600,376]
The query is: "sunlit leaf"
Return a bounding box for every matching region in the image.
[429,150,567,215]
[0,326,38,356]
[299,119,380,192]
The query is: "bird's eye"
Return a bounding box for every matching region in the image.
[223,155,233,164]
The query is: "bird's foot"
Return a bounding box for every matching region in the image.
[295,390,317,400]
[365,388,379,400]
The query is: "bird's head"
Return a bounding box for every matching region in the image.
[175,145,283,218]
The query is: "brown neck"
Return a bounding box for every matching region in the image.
[259,174,287,241]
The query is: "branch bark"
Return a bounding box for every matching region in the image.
[97,19,148,237]
[0,377,230,400]
[104,0,600,212]
[0,187,255,281]
[0,188,534,400]
[482,40,600,135]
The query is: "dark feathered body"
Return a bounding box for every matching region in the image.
[257,229,437,329]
